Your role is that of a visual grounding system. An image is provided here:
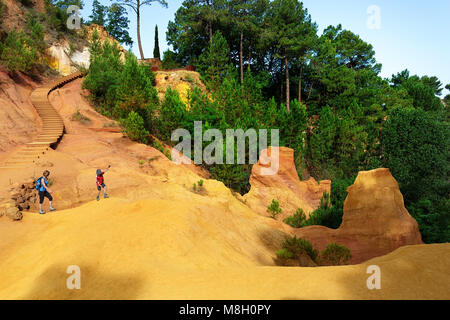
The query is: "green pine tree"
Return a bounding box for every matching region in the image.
[89,0,107,26]
[106,4,133,47]
[197,31,233,90]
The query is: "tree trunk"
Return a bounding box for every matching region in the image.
[285,49,290,111]
[240,31,243,84]
[298,65,303,106]
[137,5,144,60]
[280,62,283,103]
[209,21,213,45]
[308,84,313,100]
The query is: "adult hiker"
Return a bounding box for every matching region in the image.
[36,170,56,214]
[96,165,111,201]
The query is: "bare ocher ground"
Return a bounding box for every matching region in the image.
[0,78,449,300]
[0,199,448,300]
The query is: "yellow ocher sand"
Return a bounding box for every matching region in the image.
[0,197,449,300]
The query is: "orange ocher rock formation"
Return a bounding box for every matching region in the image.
[243,147,331,219]
[292,168,423,263]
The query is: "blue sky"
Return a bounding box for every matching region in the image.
[81,0,450,95]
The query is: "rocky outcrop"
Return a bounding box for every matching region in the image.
[47,25,126,76]
[9,179,38,212]
[292,168,423,264]
[243,147,331,220]
[47,44,89,76]
[82,24,126,53]
[155,70,206,105]
[1,204,23,221]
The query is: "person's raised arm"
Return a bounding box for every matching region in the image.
[104,165,111,173]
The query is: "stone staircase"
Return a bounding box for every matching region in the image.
[0,72,83,169]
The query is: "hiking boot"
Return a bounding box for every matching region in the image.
[39,210,46,214]
[96,195,100,201]
[104,193,109,199]
[50,207,56,212]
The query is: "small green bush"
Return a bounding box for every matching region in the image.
[275,248,294,260]
[277,236,318,263]
[164,149,172,161]
[320,243,352,266]
[192,179,207,195]
[71,110,91,124]
[267,199,282,219]
[119,111,149,144]
[284,208,307,228]
[153,140,164,153]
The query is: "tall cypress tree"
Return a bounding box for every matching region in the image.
[153,25,161,60]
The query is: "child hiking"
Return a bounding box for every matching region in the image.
[36,170,56,214]
[96,165,111,201]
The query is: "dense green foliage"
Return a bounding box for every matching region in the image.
[276,236,318,264]
[320,243,352,266]
[381,107,449,242]
[44,0,84,32]
[82,31,158,134]
[283,178,354,229]
[0,30,38,72]
[89,0,107,26]
[88,1,133,47]
[120,111,149,144]
[276,238,352,267]
[283,208,306,228]
[106,4,132,47]
[85,0,448,243]
[0,15,46,73]
[161,50,181,69]
[444,84,450,108]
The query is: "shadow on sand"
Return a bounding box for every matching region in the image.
[23,264,145,300]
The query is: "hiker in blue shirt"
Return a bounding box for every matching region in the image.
[36,170,56,214]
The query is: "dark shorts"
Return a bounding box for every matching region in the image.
[39,190,53,204]
[97,183,106,191]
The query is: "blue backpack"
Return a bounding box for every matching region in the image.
[35,177,44,190]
